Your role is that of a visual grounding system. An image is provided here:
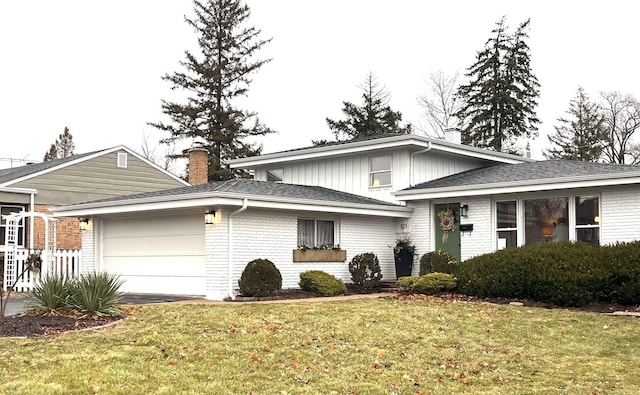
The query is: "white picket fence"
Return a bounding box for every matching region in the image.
[8,249,82,292]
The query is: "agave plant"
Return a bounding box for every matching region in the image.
[64,272,124,317]
[29,274,74,311]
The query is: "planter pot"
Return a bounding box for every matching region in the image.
[394,248,414,278]
[293,249,347,262]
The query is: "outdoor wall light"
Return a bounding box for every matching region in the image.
[79,218,91,231]
[460,204,469,218]
[205,210,217,224]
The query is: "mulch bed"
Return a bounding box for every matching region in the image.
[2,286,637,338]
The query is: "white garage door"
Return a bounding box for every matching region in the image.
[102,213,205,295]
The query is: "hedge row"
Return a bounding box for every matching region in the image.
[455,241,640,307]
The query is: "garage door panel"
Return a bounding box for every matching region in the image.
[102,213,205,295]
[103,256,204,276]
[103,215,201,237]
[103,234,204,255]
[117,275,205,295]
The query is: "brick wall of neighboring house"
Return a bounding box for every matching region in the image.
[33,205,81,250]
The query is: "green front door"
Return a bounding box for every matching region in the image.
[434,203,461,262]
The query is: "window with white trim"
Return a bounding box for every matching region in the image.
[266,168,283,182]
[369,155,391,187]
[496,201,517,249]
[575,196,600,245]
[0,204,26,247]
[297,218,336,249]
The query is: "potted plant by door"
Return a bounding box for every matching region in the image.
[393,236,415,278]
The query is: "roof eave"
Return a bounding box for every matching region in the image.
[395,172,640,200]
[53,192,413,218]
[229,135,529,168]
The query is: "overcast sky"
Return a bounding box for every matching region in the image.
[1,1,639,172]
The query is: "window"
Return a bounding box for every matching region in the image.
[297,218,336,248]
[0,205,26,247]
[266,168,283,182]
[496,201,517,249]
[524,197,568,244]
[575,196,600,245]
[370,155,391,187]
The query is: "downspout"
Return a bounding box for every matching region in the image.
[29,192,35,250]
[410,142,432,186]
[228,198,248,299]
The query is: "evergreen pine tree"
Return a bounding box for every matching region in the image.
[324,72,411,143]
[148,0,274,181]
[544,87,606,161]
[455,17,540,152]
[43,127,75,161]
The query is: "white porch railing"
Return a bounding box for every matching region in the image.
[8,249,82,292]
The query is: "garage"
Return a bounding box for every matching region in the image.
[101,212,206,295]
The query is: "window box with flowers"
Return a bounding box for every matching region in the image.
[293,245,347,262]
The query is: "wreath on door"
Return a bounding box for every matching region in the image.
[438,208,456,244]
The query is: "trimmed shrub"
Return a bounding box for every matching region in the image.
[29,274,74,310]
[299,270,347,296]
[348,252,383,289]
[238,259,282,297]
[397,276,417,290]
[419,250,457,275]
[454,241,640,307]
[397,273,457,294]
[65,272,124,316]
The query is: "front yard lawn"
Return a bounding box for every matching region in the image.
[1,297,639,394]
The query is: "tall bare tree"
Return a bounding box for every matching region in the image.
[599,91,640,164]
[140,131,177,172]
[417,71,462,139]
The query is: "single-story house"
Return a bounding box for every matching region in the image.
[0,145,188,252]
[52,135,640,299]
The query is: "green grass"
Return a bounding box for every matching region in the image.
[1,298,640,394]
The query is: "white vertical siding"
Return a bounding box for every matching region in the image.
[601,185,640,244]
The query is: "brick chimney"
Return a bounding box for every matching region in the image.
[188,147,209,185]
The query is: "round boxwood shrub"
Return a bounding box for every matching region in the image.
[299,270,347,296]
[348,252,383,289]
[238,259,282,297]
[419,250,457,275]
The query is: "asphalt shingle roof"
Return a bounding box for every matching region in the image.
[405,160,640,191]
[0,150,101,185]
[66,178,402,208]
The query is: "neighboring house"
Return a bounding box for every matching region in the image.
[0,145,188,253]
[51,135,640,300]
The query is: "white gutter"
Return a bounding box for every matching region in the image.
[409,142,432,186]
[228,198,248,300]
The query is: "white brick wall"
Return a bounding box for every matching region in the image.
[601,185,640,244]
[459,196,494,260]
[406,201,430,275]
[216,208,398,296]
[79,224,95,274]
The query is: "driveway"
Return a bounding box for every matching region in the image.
[3,293,204,317]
